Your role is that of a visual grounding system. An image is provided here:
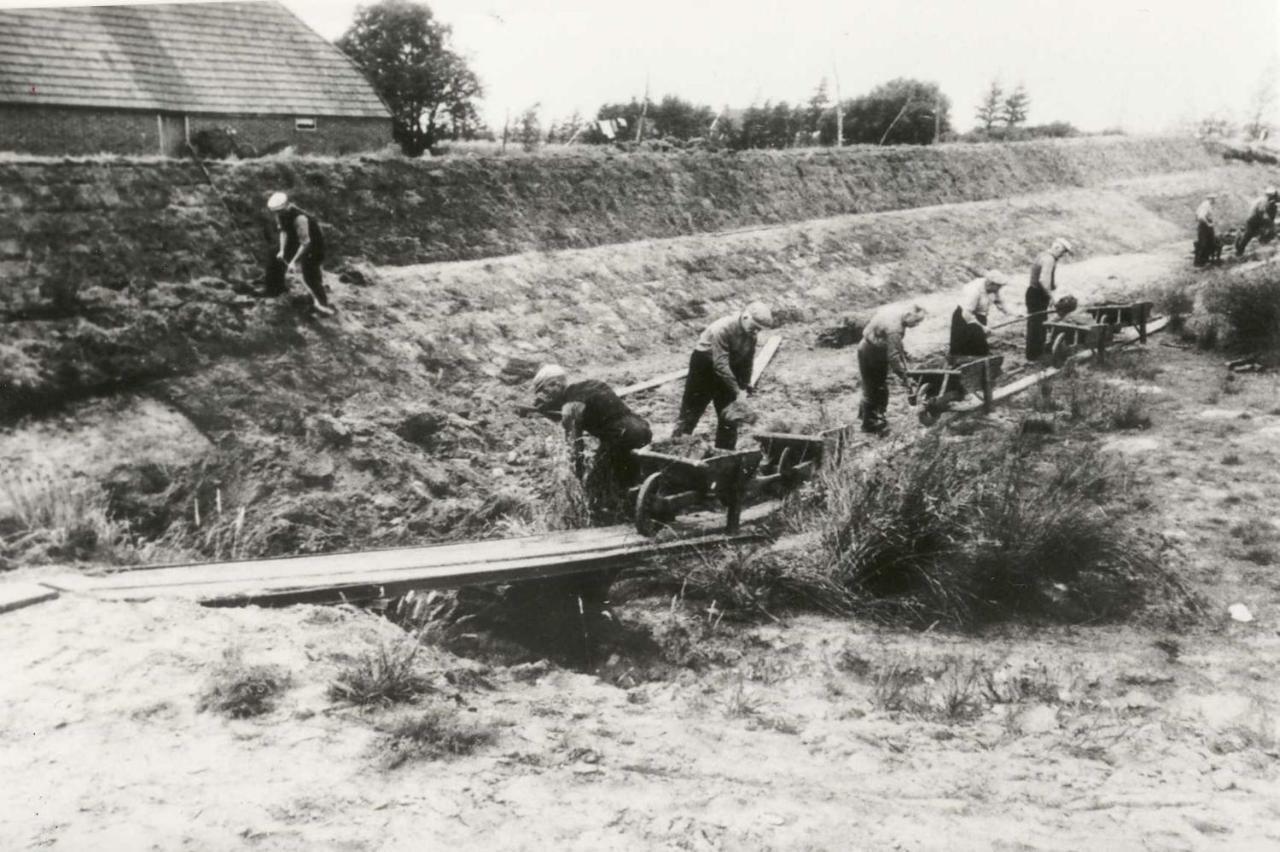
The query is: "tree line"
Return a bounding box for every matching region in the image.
[338,0,1087,156]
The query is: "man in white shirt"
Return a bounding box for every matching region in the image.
[1194,195,1216,267]
[1026,238,1072,361]
[949,271,1011,360]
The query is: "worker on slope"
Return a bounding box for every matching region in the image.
[531,364,652,492]
[263,191,335,317]
[1026,238,1073,361]
[673,301,775,450]
[857,302,926,434]
[949,270,1012,360]
[1235,187,1278,256]
[1194,194,1217,267]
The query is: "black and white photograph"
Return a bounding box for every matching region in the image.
[1,0,1279,848]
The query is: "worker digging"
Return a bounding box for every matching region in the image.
[1026,237,1073,362]
[1193,193,1217,267]
[1235,186,1278,256]
[262,191,336,317]
[529,364,653,513]
[856,302,927,434]
[949,270,1012,360]
[673,301,775,450]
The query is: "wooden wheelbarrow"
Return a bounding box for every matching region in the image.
[1044,321,1113,367]
[1086,300,1154,344]
[629,447,763,536]
[752,425,855,488]
[906,355,1004,425]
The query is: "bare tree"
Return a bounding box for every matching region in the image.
[1243,66,1277,141]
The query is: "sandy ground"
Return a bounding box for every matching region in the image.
[5,234,1280,849]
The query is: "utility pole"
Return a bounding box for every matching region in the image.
[635,75,650,142]
[832,60,843,147]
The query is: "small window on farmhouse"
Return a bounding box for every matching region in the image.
[295,117,317,132]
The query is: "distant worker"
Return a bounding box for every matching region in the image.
[857,303,926,434]
[1026,238,1073,361]
[1193,194,1216,267]
[264,192,334,316]
[673,301,775,450]
[949,270,1012,360]
[1235,187,1278,256]
[531,365,652,489]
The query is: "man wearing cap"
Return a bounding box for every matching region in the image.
[1235,187,1278,256]
[857,302,926,434]
[1026,238,1072,361]
[530,364,652,489]
[264,191,334,316]
[674,301,774,450]
[1194,194,1217,267]
[950,271,1011,360]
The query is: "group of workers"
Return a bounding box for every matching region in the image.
[1194,186,1279,267]
[254,183,1277,491]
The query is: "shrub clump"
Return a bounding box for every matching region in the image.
[376,705,497,768]
[198,648,292,718]
[812,434,1173,627]
[1201,269,1280,351]
[328,640,432,708]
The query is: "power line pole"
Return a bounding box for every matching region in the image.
[635,75,650,142]
[832,61,843,147]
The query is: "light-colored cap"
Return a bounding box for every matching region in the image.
[903,302,927,325]
[532,363,567,392]
[743,300,776,329]
[267,191,289,212]
[1051,238,1074,255]
[983,270,1011,287]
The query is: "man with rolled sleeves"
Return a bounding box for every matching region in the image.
[857,302,926,434]
[1026,238,1072,361]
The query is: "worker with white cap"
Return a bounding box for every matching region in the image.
[263,191,334,316]
[858,302,926,434]
[673,301,775,449]
[1026,238,1073,361]
[1194,194,1217,267]
[1235,187,1278,256]
[531,364,652,488]
[950,270,1012,359]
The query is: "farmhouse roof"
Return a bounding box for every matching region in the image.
[0,1,388,118]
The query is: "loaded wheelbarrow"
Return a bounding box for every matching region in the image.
[629,447,763,536]
[1044,320,1113,367]
[752,425,855,489]
[1086,300,1154,344]
[906,355,1004,425]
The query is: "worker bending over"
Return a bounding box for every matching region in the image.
[263,192,334,316]
[857,303,926,434]
[1236,187,1278,256]
[674,301,775,450]
[531,365,652,490]
[1194,194,1217,267]
[1026,238,1073,361]
[949,270,1011,360]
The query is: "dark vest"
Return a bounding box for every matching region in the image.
[563,380,636,439]
[277,206,325,261]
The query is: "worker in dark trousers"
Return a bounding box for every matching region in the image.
[1235,188,1278,256]
[673,301,775,450]
[949,270,1011,360]
[1194,195,1217,267]
[1026,238,1072,361]
[857,303,926,434]
[531,364,653,490]
[264,191,334,316]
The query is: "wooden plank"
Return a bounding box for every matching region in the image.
[751,334,783,388]
[44,502,782,605]
[0,582,59,614]
[617,368,688,398]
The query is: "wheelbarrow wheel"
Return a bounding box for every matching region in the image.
[635,472,665,536]
[776,446,798,482]
[915,386,942,426]
[1050,332,1071,368]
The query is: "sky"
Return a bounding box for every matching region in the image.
[4,0,1278,134]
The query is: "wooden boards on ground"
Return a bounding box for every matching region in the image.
[0,582,59,614]
[42,502,780,607]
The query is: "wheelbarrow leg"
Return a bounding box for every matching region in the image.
[724,456,745,534]
[981,359,995,412]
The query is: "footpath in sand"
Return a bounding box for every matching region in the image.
[4,246,1280,850]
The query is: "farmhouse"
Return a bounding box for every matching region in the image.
[0,1,390,157]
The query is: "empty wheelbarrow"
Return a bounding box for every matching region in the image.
[629,447,763,536]
[906,355,1004,425]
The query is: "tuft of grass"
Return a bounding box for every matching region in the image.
[198,648,291,719]
[376,704,497,768]
[328,640,432,708]
[1058,372,1152,431]
[870,660,922,713]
